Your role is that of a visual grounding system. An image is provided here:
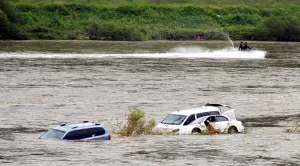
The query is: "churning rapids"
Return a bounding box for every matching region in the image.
[0,41,300,166]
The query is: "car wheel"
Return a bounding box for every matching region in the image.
[191,128,201,134]
[228,126,238,134]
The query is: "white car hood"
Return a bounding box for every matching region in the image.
[156,123,181,130]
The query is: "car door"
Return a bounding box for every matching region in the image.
[183,114,196,126]
[222,109,236,120]
[211,116,230,132]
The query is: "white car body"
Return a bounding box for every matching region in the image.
[156,104,244,134]
[178,111,244,134]
[156,103,240,133]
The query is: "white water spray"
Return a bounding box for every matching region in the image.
[227,37,235,49]
[0,48,266,59]
[220,32,235,48]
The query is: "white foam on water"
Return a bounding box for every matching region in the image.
[168,47,266,59]
[0,47,266,59]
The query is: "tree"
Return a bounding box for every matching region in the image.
[259,16,300,41]
[0,0,25,39]
[0,9,9,38]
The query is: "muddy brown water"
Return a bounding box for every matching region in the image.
[0,41,300,165]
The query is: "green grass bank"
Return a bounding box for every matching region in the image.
[2,0,300,41]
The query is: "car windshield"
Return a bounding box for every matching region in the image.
[40,129,66,139]
[161,114,187,125]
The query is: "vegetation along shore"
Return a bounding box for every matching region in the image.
[1,0,300,41]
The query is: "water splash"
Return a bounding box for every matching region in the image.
[227,36,235,49]
[220,32,234,48]
[168,47,266,59]
[0,48,266,59]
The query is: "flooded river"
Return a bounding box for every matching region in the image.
[0,41,300,165]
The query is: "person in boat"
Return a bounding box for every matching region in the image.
[238,42,244,51]
[243,42,251,50]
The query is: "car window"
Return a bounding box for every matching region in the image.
[40,129,65,139]
[63,127,105,140]
[196,112,207,118]
[215,116,228,122]
[196,111,220,118]
[161,114,187,125]
[183,114,196,126]
[189,116,206,125]
[201,117,211,124]
[208,111,220,115]
[207,116,216,122]
[63,129,90,140]
[89,127,106,136]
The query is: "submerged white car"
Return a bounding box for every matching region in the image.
[156,103,244,134]
[178,113,244,134]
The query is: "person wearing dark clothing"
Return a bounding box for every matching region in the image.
[243,42,251,50]
[238,42,244,50]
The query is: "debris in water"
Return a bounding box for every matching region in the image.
[117,108,159,136]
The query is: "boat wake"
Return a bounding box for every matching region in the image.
[0,47,266,59]
[168,47,266,59]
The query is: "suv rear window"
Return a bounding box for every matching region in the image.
[63,127,106,140]
[196,111,220,118]
[40,129,66,139]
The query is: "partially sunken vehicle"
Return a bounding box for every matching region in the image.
[40,121,111,140]
[156,103,243,134]
[178,114,244,134]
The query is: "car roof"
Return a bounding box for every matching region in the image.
[53,121,104,132]
[170,106,220,116]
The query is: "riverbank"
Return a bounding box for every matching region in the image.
[2,1,300,41]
